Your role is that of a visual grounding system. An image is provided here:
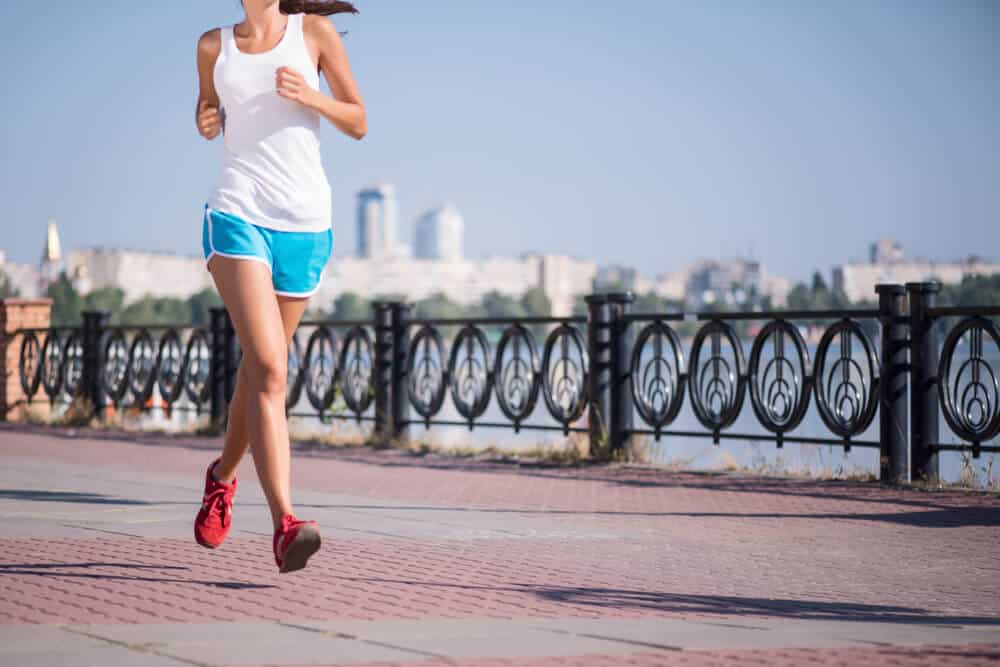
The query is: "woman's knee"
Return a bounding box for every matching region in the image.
[247,349,287,396]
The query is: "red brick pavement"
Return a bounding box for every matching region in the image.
[1,425,999,665]
[325,644,1000,667]
[6,529,993,627]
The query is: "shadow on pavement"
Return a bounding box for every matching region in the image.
[529,586,1000,625]
[300,502,1000,528]
[290,446,999,514]
[0,562,275,589]
[0,562,187,570]
[342,576,1000,626]
[0,490,155,505]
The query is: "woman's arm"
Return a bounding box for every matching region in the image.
[276,15,367,140]
[195,29,223,141]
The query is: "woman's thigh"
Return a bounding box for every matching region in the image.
[208,257,286,371]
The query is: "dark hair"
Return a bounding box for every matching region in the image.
[280,1,358,15]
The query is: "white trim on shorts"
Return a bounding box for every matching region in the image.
[205,211,273,274]
[274,273,324,299]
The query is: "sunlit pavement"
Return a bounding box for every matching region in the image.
[1,423,999,666]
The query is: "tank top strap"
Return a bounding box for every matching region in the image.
[218,24,236,57]
[284,13,318,75]
[284,14,307,54]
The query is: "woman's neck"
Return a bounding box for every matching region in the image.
[240,1,285,37]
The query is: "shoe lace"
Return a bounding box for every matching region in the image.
[204,485,235,527]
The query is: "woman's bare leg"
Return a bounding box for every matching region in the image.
[213,296,309,484]
[207,256,309,530]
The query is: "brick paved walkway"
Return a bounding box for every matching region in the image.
[1,424,998,666]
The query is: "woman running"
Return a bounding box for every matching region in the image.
[192,0,366,573]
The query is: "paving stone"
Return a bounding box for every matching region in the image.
[0,646,185,667]
[1,425,999,667]
[0,624,108,653]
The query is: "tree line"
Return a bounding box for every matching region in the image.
[13,271,554,326]
[1,268,997,327]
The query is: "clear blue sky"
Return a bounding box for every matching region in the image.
[1,1,997,282]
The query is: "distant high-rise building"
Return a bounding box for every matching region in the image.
[414,204,464,261]
[356,184,399,259]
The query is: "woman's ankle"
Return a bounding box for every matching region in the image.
[271,508,295,532]
[212,460,238,484]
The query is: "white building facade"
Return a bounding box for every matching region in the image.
[318,253,596,317]
[414,205,464,261]
[65,248,212,302]
[833,240,1000,303]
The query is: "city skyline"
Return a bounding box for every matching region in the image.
[4,212,994,311]
[4,185,997,282]
[6,201,996,283]
[0,2,997,282]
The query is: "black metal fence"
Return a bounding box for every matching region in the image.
[13,283,999,483]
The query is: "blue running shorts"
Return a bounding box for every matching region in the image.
[202,206,333,298]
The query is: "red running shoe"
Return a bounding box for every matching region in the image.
[194,458,237,549]
[273,514,321,573]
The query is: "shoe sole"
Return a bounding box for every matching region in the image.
[195,534,223,549]
[279,524,321,574]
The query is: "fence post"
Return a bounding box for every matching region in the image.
[81,310,110,418]
[1,298,53,422]
[390,302,411,445]
[372,301,393,442]
[876,284,909,484]
[585,294,612,457]
[209,307,235,427]
[607,292,635,454]
[907,281,940,483]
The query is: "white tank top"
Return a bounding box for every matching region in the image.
[207,13,332,232]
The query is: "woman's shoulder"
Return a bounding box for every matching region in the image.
[301,13,340,41]
[197,27,223,59]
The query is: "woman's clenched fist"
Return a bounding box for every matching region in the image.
[197,101,223,140]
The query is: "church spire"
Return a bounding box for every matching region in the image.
[42,219,61,263]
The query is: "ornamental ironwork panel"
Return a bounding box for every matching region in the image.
[938,316,1000,444]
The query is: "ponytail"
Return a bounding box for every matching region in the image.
[279,1,358,15]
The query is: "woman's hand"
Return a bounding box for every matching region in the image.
[276,67,319,109]
[197,101,223,140]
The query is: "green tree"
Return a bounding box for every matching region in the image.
[0,269,20,299]
[84,287,126,320]
[332,292,369,320]
[46,272,84,326]
[372,292,407,303]
[939,273,1000,306]
[187,287,223,325]
[591,276,630,294]
[633,290,683,314]
[120,296,190,326]
[481,290,525,319]
[413,292,465,319]
[785,274,849,311]
[520,287,551,318]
